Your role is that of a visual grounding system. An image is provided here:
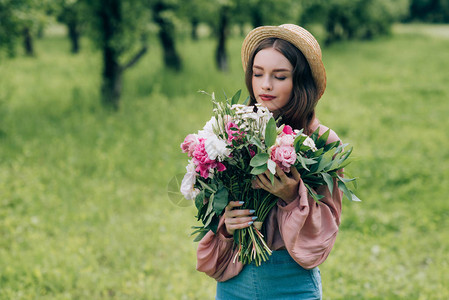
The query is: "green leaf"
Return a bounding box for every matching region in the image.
[296,155,310,171]
[308,147,324,158]
[251,164,268,175]
[324,140,340,152]
[337,174,356,183]
[322,172,334,196]
[310,127,320,142]
[315,129,330,148]
[304,183,324,203]
[350,192,362,202]
[205,194,214,216]
[193,229,208,242]
[203,211,215,227]
[243,96,250,105]
[270,172,275,186]
[340,146,353,161]
[249,136,264,150]
[333,157,354,170]
[250,153,269,167]
[209,217,219,233]
[294,134,307,152]
[344,171,358,189]
[195,191,205,210]
[231,89,241,105]
[264,118,277,148]
[213,186,229,215]
[315,149,335,172]
[338,181,361,202]
[198,179,217,193]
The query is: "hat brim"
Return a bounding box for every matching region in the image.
[241,25,326,99]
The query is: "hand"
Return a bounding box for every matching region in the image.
[253,165,301,203]
[224,201,257,236]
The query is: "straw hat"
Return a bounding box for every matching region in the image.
[241,24,326,99]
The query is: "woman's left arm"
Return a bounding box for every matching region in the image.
[276,177,342,269]
[254,126,343,269]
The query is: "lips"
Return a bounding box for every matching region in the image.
[259,94,276,101]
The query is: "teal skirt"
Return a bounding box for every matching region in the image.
[216,250,322,300]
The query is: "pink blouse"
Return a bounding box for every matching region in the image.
[196,120,343,282]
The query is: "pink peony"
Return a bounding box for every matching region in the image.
[181,134,199,157]
[226,122,244,143]
[277,134,295,147]
[271,145,297,173]
[282,125,294,135]
[192,138,226,178]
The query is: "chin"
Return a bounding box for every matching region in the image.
[259,102,281,112]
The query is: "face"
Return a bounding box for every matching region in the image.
[252,48,293,112]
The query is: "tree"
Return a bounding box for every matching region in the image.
[407,0,449,23]
[215,4,230,71]
[0,0,51,57]
[83,0,150,109]
[151,0,182,70]
[235,0,302,29]
[56,0,85,54]
[301,0,410,45]
[211,0,302,71]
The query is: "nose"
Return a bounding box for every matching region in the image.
[261,76,272,91]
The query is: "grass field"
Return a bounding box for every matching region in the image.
[1,24,449,299]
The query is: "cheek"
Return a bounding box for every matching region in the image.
[251,77,258,92]
[281,81,293,97]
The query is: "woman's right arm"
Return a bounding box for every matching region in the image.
[196,201,254,282]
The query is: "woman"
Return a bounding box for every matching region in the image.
[197,24,342,300]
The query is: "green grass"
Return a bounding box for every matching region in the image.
[1,25,449,299]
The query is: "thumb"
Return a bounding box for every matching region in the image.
[291,166,301,181]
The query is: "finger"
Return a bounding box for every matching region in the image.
[226,215,257,225]
[254,177,270,193]
[264,169,278,179]
[225,201,244,211]
[227,208,255,218]
[251,179,261,189]
[257,173,272,188]
[259,172,279,187]
[291,166,301,181]
[275,165,289,181]
[226,220,255,231]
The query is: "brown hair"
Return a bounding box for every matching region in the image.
[245,38,319,135]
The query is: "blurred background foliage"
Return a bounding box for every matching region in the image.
[1,0,449,299]
[1,0,447,108]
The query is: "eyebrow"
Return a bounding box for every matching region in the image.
[253,65,292,72]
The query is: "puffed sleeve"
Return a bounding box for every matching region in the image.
[276,127,343,269]
[196,216,244,282]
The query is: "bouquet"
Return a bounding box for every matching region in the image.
[180,90,360,266]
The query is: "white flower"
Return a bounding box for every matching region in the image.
[204,135,231,161]
[198,116,218,138]
[255,103,272,118]
[180,161,200,200]
[303,135,318,152]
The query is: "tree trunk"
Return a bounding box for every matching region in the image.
[215,6,229,72]
[101,44,122,110]
[153,1,182,71]
[251,8,263,28]
[99,0,122,110]
[191,17,199,40]
[23,27,34,56]
[68,20,80,54]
